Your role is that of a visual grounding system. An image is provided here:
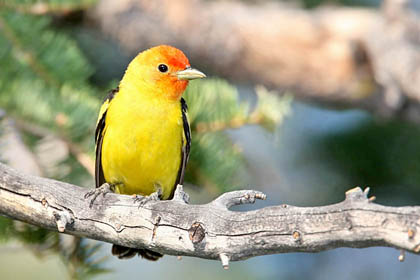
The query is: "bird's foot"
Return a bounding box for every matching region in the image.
[134,188,162,208]
[172,184,189,204]
[84,183,114,208]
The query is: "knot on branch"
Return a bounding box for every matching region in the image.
[293,230,303,244]
[408,229,416,239]
[188,222,205,244]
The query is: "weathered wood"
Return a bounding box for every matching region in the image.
[0,162,420,267]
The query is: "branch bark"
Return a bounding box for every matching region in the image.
[1,162,420,267]
[88,0,420,122]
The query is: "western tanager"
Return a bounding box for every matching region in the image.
[88,45,205,260]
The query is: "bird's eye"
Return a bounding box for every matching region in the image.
[158,64,169,73]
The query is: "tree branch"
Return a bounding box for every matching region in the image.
[1,162,420,268]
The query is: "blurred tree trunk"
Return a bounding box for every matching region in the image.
[88,0,420,121]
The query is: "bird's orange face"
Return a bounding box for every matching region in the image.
[123,45,205,101]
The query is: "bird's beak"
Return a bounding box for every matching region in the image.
[176,67,206,80]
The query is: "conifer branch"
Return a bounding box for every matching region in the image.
[0,15,59,87]
[1,162,420,268]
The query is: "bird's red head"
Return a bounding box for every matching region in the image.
[121,45,206,101]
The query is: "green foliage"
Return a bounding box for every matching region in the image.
[0,216,57,245]
[187,132,244,190]
[0,10,93,86]
[68,241,112,280]
[184,79,291,189]
[185,79,250,127]
[0,7,100,144]
[0,216,13,242]
[0,215,108,279]
[253,85,292,132]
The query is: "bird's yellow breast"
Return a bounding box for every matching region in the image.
[101,90,183,199]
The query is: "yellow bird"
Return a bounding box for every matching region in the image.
[89,45,205,260]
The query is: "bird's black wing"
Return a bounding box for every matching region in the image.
[95,87,118,188]
[170,97,191,198]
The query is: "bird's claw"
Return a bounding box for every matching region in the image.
[134,188,162,208]
[84,183,113,208]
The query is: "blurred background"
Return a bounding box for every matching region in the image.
[1,0,420,279]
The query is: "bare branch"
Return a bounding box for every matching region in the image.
[1,162,420,266]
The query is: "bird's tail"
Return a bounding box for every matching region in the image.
[111,244,163,261]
